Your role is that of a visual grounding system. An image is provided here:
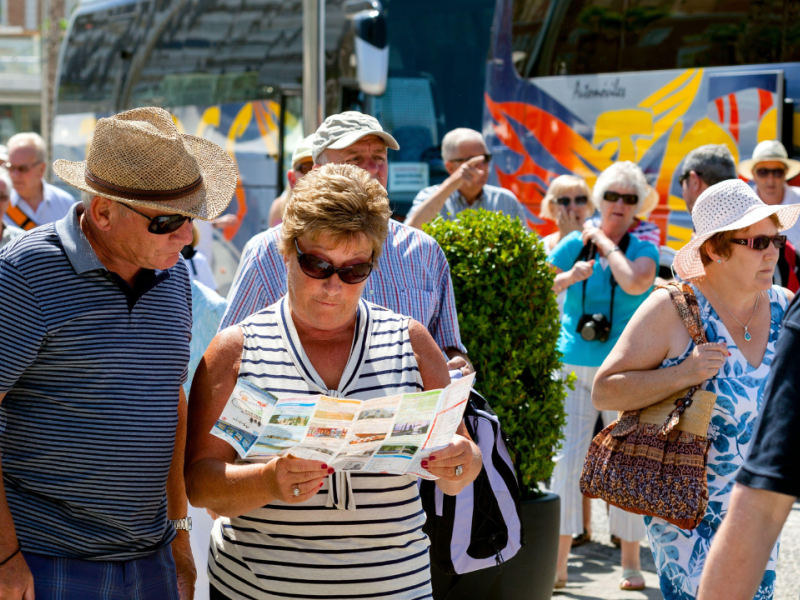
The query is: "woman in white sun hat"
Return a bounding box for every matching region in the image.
[593,178,800,600]
[739,139,800,248]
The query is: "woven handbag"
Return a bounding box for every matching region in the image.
[580,282,717,530]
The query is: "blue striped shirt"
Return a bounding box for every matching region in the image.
[0,205,192,559]
[220,220,467,354]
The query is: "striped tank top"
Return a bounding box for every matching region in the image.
[208,297,432,600]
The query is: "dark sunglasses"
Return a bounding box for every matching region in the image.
[124,204,193,234]
[731,234,786,251]
[450,153,492,164]
[603,191,638,205]
[295,239,374,284]
[556,195,588,207]
[754,167,786,179]
[679,170,701,185]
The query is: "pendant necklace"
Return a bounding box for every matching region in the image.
[707,283,760,342]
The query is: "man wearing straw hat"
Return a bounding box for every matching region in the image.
[739,140,800,247]
[0,107,237,599]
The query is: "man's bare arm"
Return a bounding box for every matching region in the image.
[0,390,35,600]
[697,484,794,600]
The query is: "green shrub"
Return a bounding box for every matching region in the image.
[424,209,570,498]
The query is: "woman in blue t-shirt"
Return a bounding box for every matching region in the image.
[548,161,659,591]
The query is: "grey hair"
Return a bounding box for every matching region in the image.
[7,132,46,163]
[0,144,8,163]
[592,161,649,211]
[441,128,486,161]
[0,168,11,192]
[681,144,737,187]
[81,191,95,209]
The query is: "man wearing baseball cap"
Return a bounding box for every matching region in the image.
[739,140,800,247]
[222,111,472,375]
[267,134,315,228]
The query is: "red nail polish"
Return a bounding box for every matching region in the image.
[321,463,328,470]
[319,482,324,487]
[328,467,335,475]
[429,456,436,461]
[421,461,428,468]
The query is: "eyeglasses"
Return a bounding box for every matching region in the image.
[556,195,588,207]
[4,161,42,174]
[730,235,786,251]
[679,170,701,185]
[449,153,492,165]
[603,191,638,205]
[295,239,374,284]
[123,203,194,235]
[754,167,786,179]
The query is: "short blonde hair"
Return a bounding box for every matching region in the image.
[540,175,593,220]
[279,163,391,260]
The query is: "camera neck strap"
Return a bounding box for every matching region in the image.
[579,233,632,324]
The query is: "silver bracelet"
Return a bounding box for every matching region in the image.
[607,246,621,256]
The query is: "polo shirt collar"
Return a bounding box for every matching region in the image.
[454,188,486,209]
[55,204,106,274]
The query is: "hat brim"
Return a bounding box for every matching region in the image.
[314,130,400,162]
[673,202,800,280]
[52,134,239,221]
[636,185,660,219]
[738,156,800,181]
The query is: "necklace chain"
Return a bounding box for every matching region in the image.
[707,282,760,341]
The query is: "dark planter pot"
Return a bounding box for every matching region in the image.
[431,492,560,600]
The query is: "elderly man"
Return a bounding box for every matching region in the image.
[0,107,237,600]
[405,128,528,229]
[739,140,800,246]
[222,111,472,374]
[0,168,23,249]
[3,132,75,230]
[678,143,737,213]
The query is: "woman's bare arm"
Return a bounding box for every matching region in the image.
[593,288,728,411]
[184,326,328,517]
[606,253,657,296]
[408,319,482,495]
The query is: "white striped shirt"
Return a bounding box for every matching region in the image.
[209,298,432,600]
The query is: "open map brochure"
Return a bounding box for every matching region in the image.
[211,373,476,479]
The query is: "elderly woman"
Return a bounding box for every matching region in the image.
[185,163,482,600]
[540,175,595,254]
[548,161,659,591]
[0,168,23,249]
[593,179,799,599]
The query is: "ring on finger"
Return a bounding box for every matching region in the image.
[455,465,463,478]
[292,486,300,497]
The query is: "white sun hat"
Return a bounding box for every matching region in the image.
[673,179,800,280]
[738,140,800,180]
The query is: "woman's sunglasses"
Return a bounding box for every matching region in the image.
[556,195,588,207]
[603,191,638,205]
[295,240,374,284]
[125,204,193,234]
[731,235,786,251]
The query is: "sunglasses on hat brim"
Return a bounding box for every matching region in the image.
[295,239,374,284]
[731,234,786,251]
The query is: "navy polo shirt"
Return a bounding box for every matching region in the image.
[0,205,192,559]
[737,294,800,498]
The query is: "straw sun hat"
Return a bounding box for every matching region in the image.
[53,107,238,221]
[738,140,800,180]
[673,179,800,280]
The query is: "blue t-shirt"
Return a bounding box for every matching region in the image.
[548,230,659,367]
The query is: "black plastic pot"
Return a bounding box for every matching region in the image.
[430,492,560,600]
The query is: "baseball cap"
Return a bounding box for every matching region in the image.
[291,135,314,169]
[312,111,400,162]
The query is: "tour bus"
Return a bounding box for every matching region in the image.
[53,0,800,290]
[52,0,496,291]
[486,0,800,248]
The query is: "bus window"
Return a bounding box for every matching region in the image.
[541,0,800,77]
[512,0,554,78]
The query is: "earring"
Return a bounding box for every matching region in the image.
[717,259,722,263]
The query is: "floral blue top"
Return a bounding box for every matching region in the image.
[644,283,787,600]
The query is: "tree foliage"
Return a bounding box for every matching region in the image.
[425,210,570,498]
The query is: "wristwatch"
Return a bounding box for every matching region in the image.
[170,517,192,532]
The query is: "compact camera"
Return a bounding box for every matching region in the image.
[576,313,611,342]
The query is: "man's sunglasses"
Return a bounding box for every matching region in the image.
[295,239,374,284]
[556,195,588,207]
[679,170,701,185]
[4,161,42,174]
[754,167,786,179]
[124,203,193,234]
[603,191,638,205]
[731,235,786,251]
[450,153,492,164]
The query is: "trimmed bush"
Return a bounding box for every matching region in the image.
[424,209,569,498]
